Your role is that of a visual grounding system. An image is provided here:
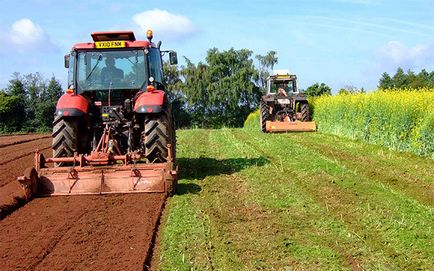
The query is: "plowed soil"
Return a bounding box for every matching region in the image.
[0,134,50,148]
[0,135,51,187]
[0,134,166,270]
[0,194,164,271]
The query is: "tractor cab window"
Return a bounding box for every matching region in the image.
[147,48,163,85]
[270,80,296,94]
[76,50,146,93]
[67,52,75,89]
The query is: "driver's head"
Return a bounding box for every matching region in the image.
[105,56,115,67]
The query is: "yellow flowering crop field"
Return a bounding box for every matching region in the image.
[314,90,434,158]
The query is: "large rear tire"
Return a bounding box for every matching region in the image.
[143,108,175,163]
[260,100,269,133]
[301,102,311,122]
[52,115,78,166]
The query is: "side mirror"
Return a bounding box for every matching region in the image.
[64,54,70,68]
[169,51,178,65]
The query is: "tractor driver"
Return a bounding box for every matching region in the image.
[277,82,288,96]
[101,56,124,83]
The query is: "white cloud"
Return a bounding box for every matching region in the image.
[377,41,434,69]
[132,9,197,41]
[0,18,57,53]
[10,18,45,45]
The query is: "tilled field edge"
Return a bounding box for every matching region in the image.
[0,134,51,148]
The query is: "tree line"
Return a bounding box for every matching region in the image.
[0,73,62,133]
[378,67,434,90]
[1,48,434,133]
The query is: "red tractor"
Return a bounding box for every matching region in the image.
[18,30,179,196]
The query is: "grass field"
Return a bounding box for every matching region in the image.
[155,128,433,271]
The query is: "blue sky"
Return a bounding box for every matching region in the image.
[1,0,434,92]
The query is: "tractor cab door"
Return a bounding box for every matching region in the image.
[147,48,164,90]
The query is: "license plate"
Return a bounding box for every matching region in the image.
[95,41,126,48]
[277,99,290,104]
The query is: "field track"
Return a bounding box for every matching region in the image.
[0,134,165,270]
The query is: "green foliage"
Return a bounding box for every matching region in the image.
[178,48,262,128]
[1,77,26,132]
[0,73,62,133]
[337,85,365,95]
[162,48,278,129]
[304,82,332,97]
[378,68,434,90]
[314,90,434,158]
[163,60,193,128]
[243,109,260,130]
[392,67,407,88]
[0,91,22,133]
[35,76,62,131]
[255,51,278,91]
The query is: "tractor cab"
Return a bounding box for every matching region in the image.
[267,70,298,96]
[65,30,177,95]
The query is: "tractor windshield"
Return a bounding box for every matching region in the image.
[270,79,297,94]
[76,50,147,93]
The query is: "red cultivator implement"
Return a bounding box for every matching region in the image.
[18,126,177,197]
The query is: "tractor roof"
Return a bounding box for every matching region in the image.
[267,69,297,81]
[272,69,292,76]
[91,31,136,41]
[72,30,156,50]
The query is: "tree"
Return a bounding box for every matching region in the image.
[20,73,47,131]
[407,69,428,89]
[5,76,26,131]
[378,67,434,90]
[47,76,63,102]
[163,60,191,128]
[1,73,63,132]
[338,85,365,95]
[378,72,394,89]
[34,76,63,130]
[392,67,407,88]
[417,69,431,87]
[255,51,278,91]
[0,91,23,133]
[304,82,332,97]
[429,71,434,87]
[337,88,350,95]
[180,48,261,127]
